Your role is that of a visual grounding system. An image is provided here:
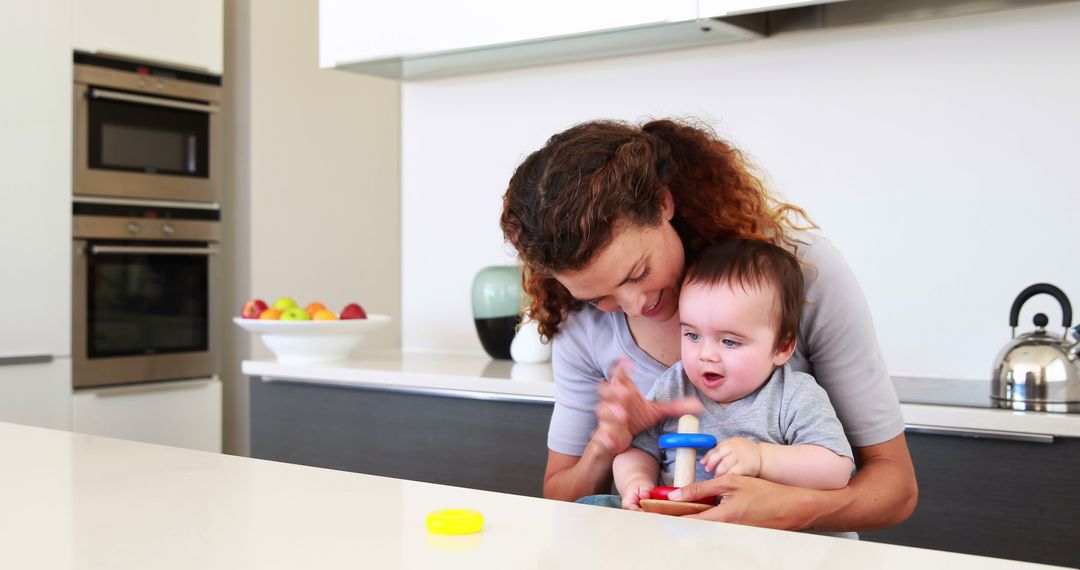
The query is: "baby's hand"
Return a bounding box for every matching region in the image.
[620,479,655,511]
[701,436,762,477]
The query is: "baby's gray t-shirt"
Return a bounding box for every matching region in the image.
[547,232,905,457]
[632,362,853,487]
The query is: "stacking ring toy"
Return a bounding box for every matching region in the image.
[659,433,717,450]
[426,509,484,535]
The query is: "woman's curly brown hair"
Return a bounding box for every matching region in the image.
[500,118,815,340]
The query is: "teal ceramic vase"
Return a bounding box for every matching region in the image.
[472,265,523,360]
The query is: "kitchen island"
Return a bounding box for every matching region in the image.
[244,352,1080,567]
[242,351,1080,437]
[0,420,1067,569]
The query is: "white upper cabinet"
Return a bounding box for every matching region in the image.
[73,0,224,73]
[0,0,72,358]
[321,0,699,65]
[320,0,767,79]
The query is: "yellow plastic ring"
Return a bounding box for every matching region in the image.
[426,509,484,535]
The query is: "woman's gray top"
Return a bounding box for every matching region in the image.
[548,232,904,456]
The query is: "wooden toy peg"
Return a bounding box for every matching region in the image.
[673,414,699,488]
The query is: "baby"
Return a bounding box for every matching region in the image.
[614,239,854,511]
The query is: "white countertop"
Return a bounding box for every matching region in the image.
[244,351,556,399]
[242,351,1080,438]
[0,421,1064,569]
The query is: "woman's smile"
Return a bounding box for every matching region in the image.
[641,290,665,317]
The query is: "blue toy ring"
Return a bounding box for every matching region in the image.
[659,433,717,450]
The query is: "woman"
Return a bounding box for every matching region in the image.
[499,118,917,532]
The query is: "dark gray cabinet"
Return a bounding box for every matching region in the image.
[250,377,553,497]
[250,377,1080,567]
[862,430,1080,568]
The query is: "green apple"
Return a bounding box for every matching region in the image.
[280,307,310,321]
[272,297,298,311]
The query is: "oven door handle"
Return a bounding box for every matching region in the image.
[89,245,219,256]
[89,88,220,113]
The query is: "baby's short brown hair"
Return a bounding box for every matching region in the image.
[683,239,804,350]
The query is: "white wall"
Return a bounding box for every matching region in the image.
[223,0,400,455]
[401,2,1080,380]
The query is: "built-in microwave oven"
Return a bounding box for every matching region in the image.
[73,51,222,205]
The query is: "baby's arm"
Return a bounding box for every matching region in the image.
[758,443,853,490]
[613,448,660,510]
[702,438,852,490]
[753,369,855,490]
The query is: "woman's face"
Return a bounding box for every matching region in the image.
[553,194,685,322]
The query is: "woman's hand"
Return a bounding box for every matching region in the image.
[593,359,703,454]
[671,474,816,529]
[701,437,761,477]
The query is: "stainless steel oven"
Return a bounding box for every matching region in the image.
[73,51,221,205]
[73,200,220,388]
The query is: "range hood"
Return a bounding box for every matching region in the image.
[322,0,1074,80]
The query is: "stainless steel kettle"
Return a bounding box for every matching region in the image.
[991,283,1080,412]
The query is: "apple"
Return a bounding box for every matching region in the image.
[280,307,311,321]
[340,303,367,320]
[272,297,298,311]
[241,299,268,319]
[312,309,337,321]
[259,308,282,320]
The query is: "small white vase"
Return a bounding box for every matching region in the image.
[510,319,551,364]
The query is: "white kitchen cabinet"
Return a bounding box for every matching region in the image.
[73,0,223,73]
[72,377,222,453]
[321,0,698,65]
[0,1,72,429]
[0,0,72,359]
[319,0,765,79]
[0,359,72,431]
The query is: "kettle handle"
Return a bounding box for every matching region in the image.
[1009,283,1072,331]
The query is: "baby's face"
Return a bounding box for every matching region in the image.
[679,280,791,405]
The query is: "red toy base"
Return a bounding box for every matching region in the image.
[649,486,718,505]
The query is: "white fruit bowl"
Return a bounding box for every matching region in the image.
[233,315,391,364]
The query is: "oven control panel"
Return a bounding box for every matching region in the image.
[72,201,220,242]
[75,216,219,242]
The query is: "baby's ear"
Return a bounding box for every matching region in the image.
[771,334,797,366]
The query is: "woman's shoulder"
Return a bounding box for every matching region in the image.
[556,304,612,343]
[788,229,841,265]
[787,230,855,293]
[551,305,618,368]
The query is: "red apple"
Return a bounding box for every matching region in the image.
[340,303,367,320]
[241,299,268,319]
